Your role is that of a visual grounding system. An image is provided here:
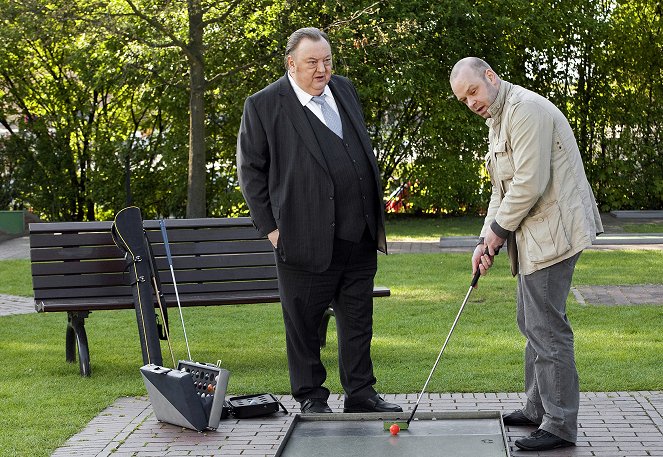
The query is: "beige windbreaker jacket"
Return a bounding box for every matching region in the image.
[481,81,603,276]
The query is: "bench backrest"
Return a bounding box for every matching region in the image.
[29,218,278,312]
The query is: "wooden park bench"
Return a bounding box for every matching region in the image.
[29,217,390,376]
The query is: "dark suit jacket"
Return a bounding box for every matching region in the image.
[237,73,387,272]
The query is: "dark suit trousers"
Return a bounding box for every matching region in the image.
[276,229,378,403]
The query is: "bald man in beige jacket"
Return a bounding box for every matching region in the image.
[451,57,603,452]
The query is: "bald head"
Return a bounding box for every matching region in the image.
[450,57,496,84]
[449,57,501,119]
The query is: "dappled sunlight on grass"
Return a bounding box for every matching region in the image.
[381,288,455,302]
[372,335,420,348]
[4,340,55,352]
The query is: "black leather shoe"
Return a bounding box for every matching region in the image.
[343,394,403,413]
[502,409,538,426]
[515,429,575,451]
[300,398,332,413]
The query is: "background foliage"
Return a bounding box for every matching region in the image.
[1,0,661,221]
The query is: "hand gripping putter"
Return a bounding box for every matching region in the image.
[384,247,497,431]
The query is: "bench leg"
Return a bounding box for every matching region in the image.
[318,306,336,348]
[66,311,91,377]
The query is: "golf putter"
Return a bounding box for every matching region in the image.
[384,246,498,431]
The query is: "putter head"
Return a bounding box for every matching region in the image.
[383,413,412,431]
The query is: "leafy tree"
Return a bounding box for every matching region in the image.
[595,0,663,210]
[101,0,301,217]
[2,0,661,221]
[330,0,498,214]
[0,0,115,220]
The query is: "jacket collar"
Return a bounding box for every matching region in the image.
[277,74,328,171]
[486,80,512,127]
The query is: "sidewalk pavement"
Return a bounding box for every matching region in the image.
[0,293,34,315]
[434,233,663,253]
[51,391,663,457]
[0,234,29,260]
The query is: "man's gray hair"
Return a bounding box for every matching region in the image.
[450,57,494,82]
[284,27,331,70]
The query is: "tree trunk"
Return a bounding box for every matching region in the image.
[186,1,206,218]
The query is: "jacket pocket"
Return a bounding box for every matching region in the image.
[275,232,286,262]
[521,201,571,263]
[493,140,515,182]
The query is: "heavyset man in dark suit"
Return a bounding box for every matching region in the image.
[236,27,402,414]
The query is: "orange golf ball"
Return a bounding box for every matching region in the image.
[389,424,400,435]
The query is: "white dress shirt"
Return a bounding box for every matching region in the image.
[287,73,341,127]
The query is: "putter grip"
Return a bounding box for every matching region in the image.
[159,220,174,264]
[471,246,501,288]
[471,267,482,288]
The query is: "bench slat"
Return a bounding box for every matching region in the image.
[28,217,255,234]
[157,266,276,284]
[154,252,276,270]
[35,289,282,312]
[30,246,123,262]
[35,297,134,312]
[143,217,253,230]
[35,287,390,312]
[30,239,272,262]
[32,272,129,289]
[29,232,115,248]
[30,253,276,276]
[31,259,127,275]
[34,285,132,300]
[149,240,272,256]
[30,223,260,248]
[29,221,114,233]
[33,278,282,301]
[145,227,262,243]
[160,279,280,295]
[31,265,277,290]
[175,291,283,306]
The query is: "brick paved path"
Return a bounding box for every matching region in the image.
[0,235,29,260]
[51,391,663,457]
[0,293,34,315]
[573,285,663,306]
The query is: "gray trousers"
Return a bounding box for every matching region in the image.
[517,252,581,443]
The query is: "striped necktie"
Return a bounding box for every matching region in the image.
[311,95,343,139]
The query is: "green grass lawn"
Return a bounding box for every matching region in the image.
[623,222,663,233]
[0,259,32,296]
[1,250,662,456]
[383,215,663,240]
[385,215,483,240]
